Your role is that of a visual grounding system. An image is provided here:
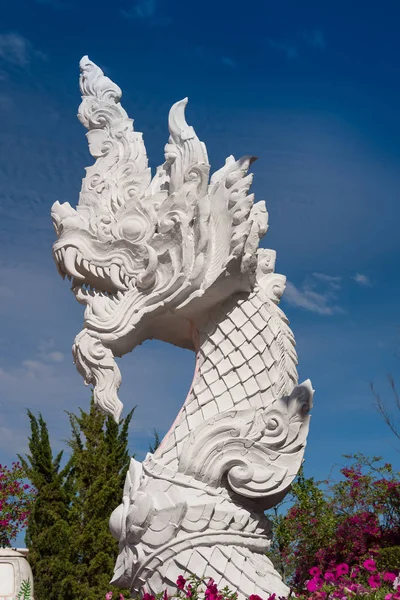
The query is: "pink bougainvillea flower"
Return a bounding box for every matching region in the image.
[249,595,264,600]
[368,574,381,589]
[310,567,321,577]
[350,567,360,579]
[186,584,193,598]
[142,594,156,600]
[267,595,276,600]
[307,578,323,592]
[384,573,397,583]
[119,596,125,600]
[324,572,335,582]
[346,583,367,595]
[177,576,186,590]
[363,559,377,572]
[336,564,349,577]
[105,593,113,600]
[385,595,393,600]
[163,591,169,600]
[206,579,219,597]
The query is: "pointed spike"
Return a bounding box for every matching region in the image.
[168,98,193,143]
[110,264,127,291]
[64,247,85,280]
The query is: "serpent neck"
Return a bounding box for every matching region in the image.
[155,289,298,469]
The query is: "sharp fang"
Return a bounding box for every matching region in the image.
[117,291,124,301]
[64,247,84,279]
[96,266,105,278]
[110,264,127,291]
[82,259,90,271]
[76,252,83,267]
[54,260,65,279]
[89,264,97,277]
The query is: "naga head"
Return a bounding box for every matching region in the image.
[52,57,269,420]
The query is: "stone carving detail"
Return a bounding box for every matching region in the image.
[51,57,314,599]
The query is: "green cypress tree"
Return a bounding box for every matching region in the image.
[18,411,73,600]
[64,398,134,599]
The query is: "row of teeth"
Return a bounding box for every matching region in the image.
[54,247,130,291]
[78,284,126,301]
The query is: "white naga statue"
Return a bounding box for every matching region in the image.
[51,57,314,599]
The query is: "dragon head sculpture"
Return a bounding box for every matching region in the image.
[52,57,269,420]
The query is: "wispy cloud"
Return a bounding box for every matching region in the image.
[0,33,46,68]
[0,94,13,110]
[266,28,326,61]
[302,28,326,49]
[38,339,64,363]
[221,57,237,69]
[0,285,14,299]
[0,359,56,385]
[0,341,64,384]
[120,0,172,27]
[353,273,372,287]
[122,0,156,18]
[266,38,299,60]
[312,272,341,287]
[34,0,71,8]
[284,272,342,315]
[121,0,171,24]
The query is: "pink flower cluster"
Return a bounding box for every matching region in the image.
[304,559,399,600]
[105,561,400,600]
[105,576,286,600]
[0,462,35,546]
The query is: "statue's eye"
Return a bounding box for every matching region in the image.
[121,218,144,242]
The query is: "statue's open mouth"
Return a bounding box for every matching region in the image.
[53,244,133,296]
[72,280,127,302]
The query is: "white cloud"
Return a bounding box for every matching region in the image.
[284,272,343,315]
[221,57,236,69]
[353,273,372,286]
[312,272,341,283]
[121,0,156,18]
[0,94,12,110]
[35,0,70,8]
[285,282,340,315]
[37,339,64,363]
[47,351,64,362]
[266,38,299,60]
[302,29,326,49]
[266,28,325,61]
[0,423,29,456]
[0,285,14,299]
[0,33,45,68]
[312,272,341,290]
[21,359,54,378]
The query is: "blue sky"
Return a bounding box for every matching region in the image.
[1,0,400,509]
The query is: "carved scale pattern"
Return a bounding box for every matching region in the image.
[157,286,298,469]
